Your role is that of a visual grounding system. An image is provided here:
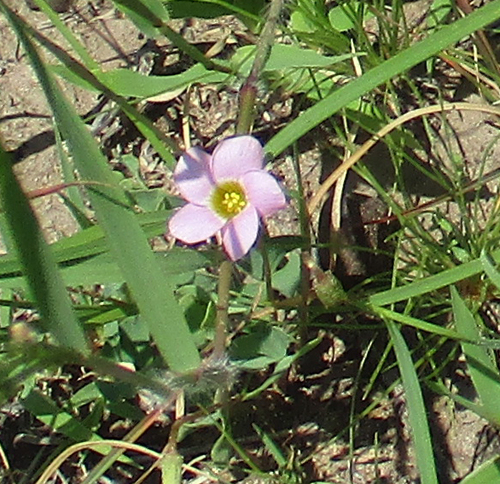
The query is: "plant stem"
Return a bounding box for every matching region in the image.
[236,0,284,134]
[212,259,233,460]
[213,260,232,359]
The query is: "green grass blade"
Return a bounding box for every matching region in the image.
[480,249,500,289]
[451,286,500,413]
[374,306,467,341]
[253,424,287,468]
[460,456,500,483]
[428,380,500,426]
[369,249,500,306]
[0,250,210,289]
[266,0,500,156]
[386,320,438,484]
[30,0,98,70]
[53,128,90,228]
[0,145,88,353]
[0,2,201,373]
[22,389,133,463]
[0,210,172,278]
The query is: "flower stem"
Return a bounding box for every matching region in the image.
[213,260,232,359]
[212,259,233,458]
[236,0,284,134]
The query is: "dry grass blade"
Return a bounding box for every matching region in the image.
[307,102,500,215]
[35,440,162,484]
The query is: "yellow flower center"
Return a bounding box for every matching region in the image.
[212,181,247,219]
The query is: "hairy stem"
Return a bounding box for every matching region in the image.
[236,0,284,134]
[213,260,232,359]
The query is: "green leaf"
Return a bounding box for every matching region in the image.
[290,10,316,33]
[168,1,237,18]
[243,336,322,400]
[375,307,468,341]
[427,0,453,29]
[230,325,291,369]
[272,250,301,298]
[30,0,98,70]
[232,44,355,74]
[97,63,227,99]
[23,389,92,440]
[328,2,374,32]
[0,249,208,289]
[253,424,287,468]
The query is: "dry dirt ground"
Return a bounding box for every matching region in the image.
[1,1,500,483]
[0,0,154,243]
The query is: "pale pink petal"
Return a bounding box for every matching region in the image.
[242,171,287,217]
[212,136,264,183]
[174,147,215,204]
[221,206,259,260]
[169,204,225,244]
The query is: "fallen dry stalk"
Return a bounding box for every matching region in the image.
[307,102,500,216]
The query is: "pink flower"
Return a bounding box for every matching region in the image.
[168,135,287,261]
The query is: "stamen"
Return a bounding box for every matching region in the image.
[212,181,247,219]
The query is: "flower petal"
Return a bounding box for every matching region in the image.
[221,206,259,261]
[169,204,225,244]
[212,135,264,183]
[242,171,287,217]
[174,147,215,204]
